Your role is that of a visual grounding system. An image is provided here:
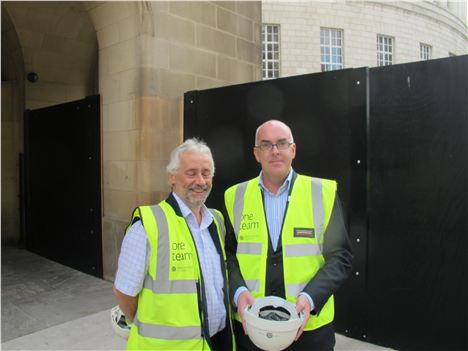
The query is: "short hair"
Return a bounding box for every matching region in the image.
[166,138,215,175]
[255,120,294,145]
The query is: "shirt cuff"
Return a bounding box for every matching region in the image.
[298,292,315,312]
[233,286,249,307]
[113,281,140,297]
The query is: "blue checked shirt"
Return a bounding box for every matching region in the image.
[114,193,226,337]
[234,169,315,310]
[258,169,293,252]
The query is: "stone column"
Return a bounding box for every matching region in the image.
[87,1,261,280]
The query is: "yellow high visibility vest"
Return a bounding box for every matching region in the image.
[225,174,337,331]
[126,200,231,350]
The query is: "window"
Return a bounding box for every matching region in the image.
[320,28,343,72]
[377,35,394,66]
[262,24,280,79]
[420,43,431,60]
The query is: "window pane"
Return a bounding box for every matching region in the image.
[320,28,344,71]
[262,25,281,79]
[420,44,431,60]
[377,35,393,66]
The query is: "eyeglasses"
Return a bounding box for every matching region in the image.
[255,140,293,151]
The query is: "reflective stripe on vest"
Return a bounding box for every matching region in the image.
[133,311,201,340]
[237,242,262,255]
[233,181,249,240]
[284,243,321,257]
[209,209,226,246]
[245,279,260,292]
[142,205,197,294]
[233,177,325,246]
[286,282,308,298]
[311,177,325,253]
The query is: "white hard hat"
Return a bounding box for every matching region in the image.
[243,296,304,351]
[110,305,131,339]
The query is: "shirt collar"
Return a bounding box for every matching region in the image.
[258,168,294,195]
[172,192,213,229]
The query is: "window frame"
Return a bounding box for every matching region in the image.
[377,34,394,66]
[320,27,344,72]
[262,23,281,79]
[420,43,432,60]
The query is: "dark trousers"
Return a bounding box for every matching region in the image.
[233,320,335,351]
[211,327,231,351]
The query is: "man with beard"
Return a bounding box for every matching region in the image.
[113,138,234,351]
[224,120,353,350]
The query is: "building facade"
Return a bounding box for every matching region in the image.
[1,1,466,281]
[262,1,467,78]
[1,1,262,280]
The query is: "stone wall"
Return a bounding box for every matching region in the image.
[86,1,262,280]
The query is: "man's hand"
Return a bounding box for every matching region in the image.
[295,295,311,341]
[237,290,255,335]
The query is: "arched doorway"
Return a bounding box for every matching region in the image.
[1,2,100,275]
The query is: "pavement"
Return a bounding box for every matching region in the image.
[1,246,392,350]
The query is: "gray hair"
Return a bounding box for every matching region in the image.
[166,138,215,175]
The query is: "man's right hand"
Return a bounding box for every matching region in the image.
[237,290,255,335]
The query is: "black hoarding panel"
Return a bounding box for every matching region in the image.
[184,56,468,350]
[24,95,102,278]
[185,68,368,337]
[368,56,467,350]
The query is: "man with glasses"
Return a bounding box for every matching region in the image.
[224,120,353,350]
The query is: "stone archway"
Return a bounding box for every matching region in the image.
[1,1,99,247]
[2,1,98,109]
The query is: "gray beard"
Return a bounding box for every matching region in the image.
[185,187,211,208]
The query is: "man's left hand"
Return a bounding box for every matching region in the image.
[295,295,311,341]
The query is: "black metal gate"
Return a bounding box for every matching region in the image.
[23,95,102,278]
[184,55,467,350]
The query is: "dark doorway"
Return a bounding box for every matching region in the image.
[23,95,102,278]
